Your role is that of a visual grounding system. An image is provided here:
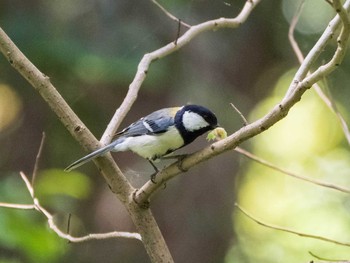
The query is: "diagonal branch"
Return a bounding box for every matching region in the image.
[0,172,142,242]
[0,27,170,262]
[32,131,46,188]
[100,0,262,145]
[235,203,350,247]
[234,147,350,194]
[288,0,350,146]
[309,251,350,262]
[0,26,133,202]
[284,0,350,99]
[151,0,191,28]
[134,0,350,205]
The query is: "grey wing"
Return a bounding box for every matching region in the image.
[115,109,175,137]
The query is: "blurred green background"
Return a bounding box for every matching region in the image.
[1,0,350,262]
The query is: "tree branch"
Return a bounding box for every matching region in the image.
[150,0,191,28]
[134,0,350,205]
[235,203,350,247]
[0,172,142,242]
[288,0,350,146]
[234,147,350,194]
[309,251,350,262]
[32,131,45,188]
[99,0,262,145]
[0,27,172,262]
[0,27,133,203]
[285,0,350,99]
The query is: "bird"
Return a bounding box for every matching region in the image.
[64,104,218,175]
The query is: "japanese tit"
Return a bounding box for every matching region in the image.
[65,104,218,172]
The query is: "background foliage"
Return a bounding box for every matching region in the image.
[1,0,350,262]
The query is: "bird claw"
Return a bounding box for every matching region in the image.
[174,154,188,172]
[150,172,158,184]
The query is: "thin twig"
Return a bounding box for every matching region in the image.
[151,0,191,29]
[174,19,181,45]
[230,102,248,125]
[314,82,350,146]
[324,0,334,7]
[288,0,305,63]
[235,203,350,247]
[309,251,349,262]
[67,213,72,238]
[4,172,142,242]
[234,147,350,194]
[32,131,46,187]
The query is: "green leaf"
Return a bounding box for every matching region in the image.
[35,169,91,199]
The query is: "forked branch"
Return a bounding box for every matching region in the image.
[134,0,350,205]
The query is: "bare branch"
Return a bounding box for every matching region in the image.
[314,82,350,146]
[0,26,173,262]
[134,0,350,205]
[100,0,261,145]
[235,203,350,247]
[0,25,134,203]
[288,0,305,63]
[17,172,142,242]
[234,147,350,194]
[32,131,46,187]
[0,202,35,210]
[288,0,350,146]
[324,0,334,7]
[174,19,181,45]
[230,102,249,126]
[284,0,350,99]
[151,0,191,29]
[309,251,349,262]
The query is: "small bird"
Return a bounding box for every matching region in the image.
[64,104,218,173]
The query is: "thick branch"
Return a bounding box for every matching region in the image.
[0,27,171,262]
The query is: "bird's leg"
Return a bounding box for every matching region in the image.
[148,160,159,184]
[161,154,188,172]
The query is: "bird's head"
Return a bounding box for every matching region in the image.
[175,105,218,145]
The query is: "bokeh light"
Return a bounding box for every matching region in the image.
[0,84,22,132]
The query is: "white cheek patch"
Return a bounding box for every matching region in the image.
[182,111,209,131]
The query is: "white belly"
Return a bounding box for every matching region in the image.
[112,127,184,160]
